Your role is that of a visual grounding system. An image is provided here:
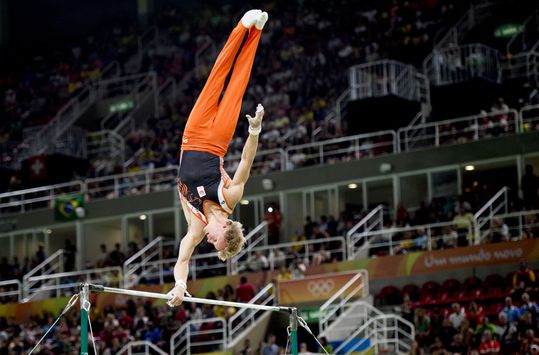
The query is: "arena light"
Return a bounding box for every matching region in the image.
[46,229,52,234]
[464,165,475,171]
[139,214,147,221]
[267,207,274,213]
[347,183,358,189]
[239,199,250,205]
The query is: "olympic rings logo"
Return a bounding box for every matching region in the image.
[307,279,335,296]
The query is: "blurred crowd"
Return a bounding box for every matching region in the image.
[0,0,463,182]
[0,276,270,354]
[395,262,539,354]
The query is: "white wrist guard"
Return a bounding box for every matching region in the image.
[249,125,261,136]
[176,280,187,289]
[175,280,192,296]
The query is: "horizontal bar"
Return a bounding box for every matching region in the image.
[86,284,288,312]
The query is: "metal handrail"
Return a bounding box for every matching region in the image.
[0,279,22,302]
[123,237,163,288]
[284,130,397,169]
[116,340,167,355]
[474,186,509,221]
[334,314,415,355]
[228,283,274,343]
[352,220,472,257]
[23,249,64,284]
[347,205,385,259]
[398,108,519,151]
[229,222,267,275]
[319,271,368,334]
[170,317,226,355]
[25,266,122,300]
[477,209,539,243]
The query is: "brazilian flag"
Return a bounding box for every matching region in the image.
[54,194,85,221]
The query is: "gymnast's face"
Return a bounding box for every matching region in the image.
[204,220,230,251]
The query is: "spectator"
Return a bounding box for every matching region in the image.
[467,302,484,329]
[299,342,312,355]
[452,207,474,246]
[235,276,255,303]
[415,308,431,346]
[448,334,468,354]
[97,244,109,267]
[277,266,292,282]
[520,330,539,354]
[109,243,125,266]
[239,339,253,355]
[319,337,333,354]
[261,334,279,355]
[520,293,539,329]
[495,312,518,354]
[428,336,449,355]
[63,239,76,272]
[501,296,521,324]
[478,329,500,355]
[34,244,46,265]
[512,260,537,294]
[476,316,496,341]
[522,165,539,210]
[449,302,466,330]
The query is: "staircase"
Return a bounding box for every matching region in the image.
[318,270,414,355]
[346,205,385,259]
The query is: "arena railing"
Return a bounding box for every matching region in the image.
[318,270,369,334]
[333,314,415,355]
[100,60,121,80]
[0,180,83,214]
[349,220,473,258]
[398,109,519,152]
[124,223,267,284]
[241,237,347,273]
[474,186,509,243]
[84,165,177,200]
[137,26,159,68]
[476,209,539,244]
[228,283,274,344]
[424,43,502,86]
[228,222,268,275]
[347,205,385,259]
[284,130,397,170]
[319,300,383,340]
[0,106,534,215]
[223,148,286,176]
[86,130,126,163]
[22,249,64,301]
[117,340,168,355]
[521,103,539,133]
[0,279,22,303]
[170,317,226,355]
[23,266,122,301]
[14,86,97,168]
[506,10,539,55]
[123,237,163,288]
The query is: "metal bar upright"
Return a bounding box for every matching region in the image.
[290,308,299,355]
[80,284,89,355]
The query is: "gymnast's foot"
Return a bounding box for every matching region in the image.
[241,9,262,28]
[255,11,269,30]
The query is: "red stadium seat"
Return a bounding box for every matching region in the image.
[402,284,420,301]
[483,274,504,288]
[463,276,482,289]
[442,278,461,292]
[421,281,440,295]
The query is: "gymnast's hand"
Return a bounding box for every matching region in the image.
[246,103,264,130]
[167,282,190,307]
